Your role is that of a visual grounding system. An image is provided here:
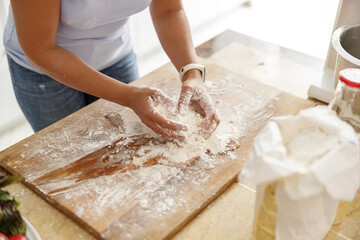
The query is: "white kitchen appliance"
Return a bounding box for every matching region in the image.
[307,0,360,103]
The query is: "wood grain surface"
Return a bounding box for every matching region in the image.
[0,61,315,240]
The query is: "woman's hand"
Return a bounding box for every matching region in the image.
[126,86,187,141]
[178,70,220,138]
[150,0,219,137]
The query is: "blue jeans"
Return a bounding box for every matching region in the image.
[8,50,139,132]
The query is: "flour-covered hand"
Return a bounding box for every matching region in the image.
[127,87,187,141]
[178,77,220,138]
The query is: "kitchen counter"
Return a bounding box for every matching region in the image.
[1,30,358,240]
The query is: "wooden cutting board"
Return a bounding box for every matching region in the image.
[0,62,315,240]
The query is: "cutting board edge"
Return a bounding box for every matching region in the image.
[1,170,106,240]
[164,172,239,240]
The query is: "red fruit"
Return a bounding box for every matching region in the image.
[8,235,28,240]
[0,232,9,240]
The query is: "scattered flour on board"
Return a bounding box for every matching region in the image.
[13,75,281,240]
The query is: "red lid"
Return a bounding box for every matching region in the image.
[339,68,360,88]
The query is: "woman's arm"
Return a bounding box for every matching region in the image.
[149,0,197,72]
[150,0,220,136]
[11,0,132,106]
[11,0,186,140]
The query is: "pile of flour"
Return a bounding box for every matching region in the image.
[130,98,240,166]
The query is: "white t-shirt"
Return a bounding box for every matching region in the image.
[3,0,152,74]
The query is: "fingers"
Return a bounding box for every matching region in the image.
[200,112,220,138]
[130,87,188,141]
[142,116,186,142]
[150,110,188,132]
[192,89,220,138]
[178,86,193,115]
[142,88,187,141]
[197,91,214,117]
[138,86,220,140]
[150,88,177,111]
[147,88,188,131]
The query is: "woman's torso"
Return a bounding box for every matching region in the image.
[3,0,152,74]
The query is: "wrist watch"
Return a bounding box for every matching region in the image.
[179,63,206,83]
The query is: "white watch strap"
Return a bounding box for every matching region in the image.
[179,63,206,83]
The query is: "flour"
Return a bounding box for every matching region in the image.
[14,74,282,240]
[128,94,239,166]
[116,80,281,168]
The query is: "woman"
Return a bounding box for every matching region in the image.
[3,0,219,140]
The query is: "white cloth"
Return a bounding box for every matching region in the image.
[239,106,360,240]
